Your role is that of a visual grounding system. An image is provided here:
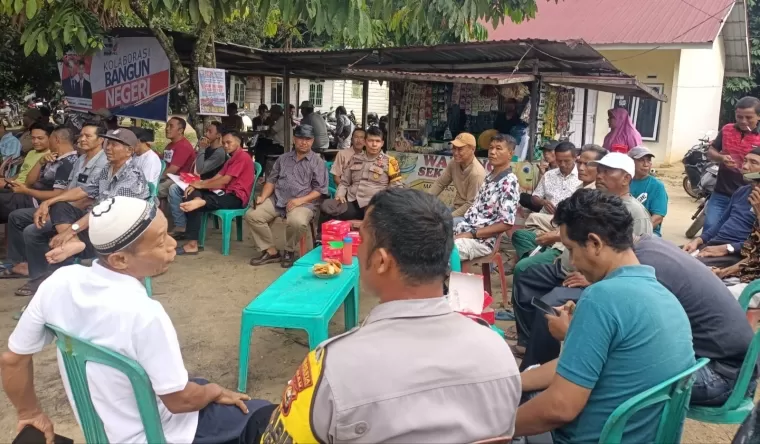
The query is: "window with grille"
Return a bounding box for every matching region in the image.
[309,81,324,107]
[351,80,362,99]
[230,77,246,107]
[612,84,663,142]
[270,78,284,105]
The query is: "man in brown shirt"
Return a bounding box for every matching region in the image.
[330,127,366,185]
[428,132,486,223]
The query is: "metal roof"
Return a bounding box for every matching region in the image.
[487,0,737,46]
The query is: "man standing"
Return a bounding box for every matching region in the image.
[704,96,760,232]
[298,101,329,151]
[428,132,486,223]
[528,141,581,214]
[334,106,354,149]
[320,127,402,223]
[261,189,521,443]
[629,146,668,236]
[267,105,290,154]
[515,190,695,443]
[0,121,21,160]
[330,127,365,185]
[454,134,520,261]
[1,197,275,444]
[168,121,227,238]
[159,117,196,198]
[175,131,254,255]
[246,124,328,268]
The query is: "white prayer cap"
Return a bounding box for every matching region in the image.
[88,196,157,254]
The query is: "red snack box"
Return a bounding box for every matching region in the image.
[322,220,351,238]
[347,231,362,256]
[321,234,345,260]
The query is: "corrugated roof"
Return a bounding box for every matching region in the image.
[487,0,735,45]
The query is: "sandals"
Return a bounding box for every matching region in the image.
[0,268,27,279]
[15,282,38,297]
[505,325,519,341]
[175,246,199,256]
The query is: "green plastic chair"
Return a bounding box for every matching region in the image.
[450,244,461,272]
[326,161,337,198]
[599,358,709,444]
[198,162,262,256]
[46,324,166,444]
[143,177,163,297]
[737,279,760,312]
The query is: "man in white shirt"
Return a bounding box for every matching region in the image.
[528,141,581,214]
[131,127,163,185]
[1,197,275,444]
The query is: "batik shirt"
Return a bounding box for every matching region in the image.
[455,169,520,249]
[740,220,760,284]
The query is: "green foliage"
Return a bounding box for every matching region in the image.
[0,15,60,100]
[721,0,760,125]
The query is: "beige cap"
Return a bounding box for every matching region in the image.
[451,132,476,148]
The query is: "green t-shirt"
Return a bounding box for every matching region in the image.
[16,150,49,184]
[630,175,668,236]
[555,265,695,444]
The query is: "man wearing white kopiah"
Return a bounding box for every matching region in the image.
[0,197,275,444]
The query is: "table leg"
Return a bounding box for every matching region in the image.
[237,315,256,393]
[343,275,360,330]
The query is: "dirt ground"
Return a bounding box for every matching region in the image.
[0,163,746,443]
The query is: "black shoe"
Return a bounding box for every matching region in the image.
[281,251,295,268]
[249,251,281,266]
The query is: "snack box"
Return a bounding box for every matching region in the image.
[347,231,362,256]
[321,234,345,260]
[322,220,351,238]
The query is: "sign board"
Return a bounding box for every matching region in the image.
[58,36,170,122]
[198,68,227,116]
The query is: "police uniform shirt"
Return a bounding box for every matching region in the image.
[261,297,522,443]
[336,151,403,208]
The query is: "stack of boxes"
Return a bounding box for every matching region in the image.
[321,221,363,260]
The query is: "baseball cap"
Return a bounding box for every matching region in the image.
[451,132,477,148]
[299,101,314,109]
[628,146,655,160]
[101,128,138,148]
[589,152,635,177]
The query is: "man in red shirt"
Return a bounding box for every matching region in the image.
[158,117,196,199]
[175,130,254,255]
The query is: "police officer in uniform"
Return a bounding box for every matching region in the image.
[262,189,521,444]
[321,126,403,222]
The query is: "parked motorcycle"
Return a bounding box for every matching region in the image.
[683,131,718,238]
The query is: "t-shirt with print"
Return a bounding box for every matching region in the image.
[454,169,520,249]
[555,265,695,444]
[34,151,78,191]
[630,175,668,236]
[219,147,254,205]
[16,150,48,184]
[163,138,196,174]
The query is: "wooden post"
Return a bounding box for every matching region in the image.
[283,66,292,151]
[362,80,369,126]
[581,88,589,145]
[528,76,540,162]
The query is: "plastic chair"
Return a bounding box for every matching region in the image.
[46,324,166,444]
[450,244,462,273]
[738,279,760,325]
[326,161,337,198]
[687,326,760,424]
[600,358,709,444]
[198,162,262,256]
[460,234,509,307]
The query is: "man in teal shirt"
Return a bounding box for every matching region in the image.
[628,146,668,236]
[515,189,694,443]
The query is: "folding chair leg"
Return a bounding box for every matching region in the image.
[495,253,509,307]
[221,216,233,256]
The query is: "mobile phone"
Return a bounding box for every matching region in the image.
[532,297,560,316]
[744,171,760,181]
[12,425,73,444]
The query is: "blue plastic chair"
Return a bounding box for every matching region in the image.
[198,162,262,256]
[600,358,709,443]
[326,161,337,198]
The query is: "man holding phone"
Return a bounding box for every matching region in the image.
[704,96,760,232]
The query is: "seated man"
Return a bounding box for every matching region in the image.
[628,146,668,236]
[2,121,51,190]
[512,153,652,350]
[527,141,581,214]
[1,197,275,444]
[6,128,148,296]
[511,144,605,264]
[0,126,78,223]
[514,189,695,443]
[428,132,486,223]
[261,188,521,442]
[683,147,760,267]
[158,117,196,199]
[519,140,559,212]
[131,127,163,185]
[175,130,254,255]
[321,126,402,223]
[169,121,227,238]
[454,134,520,261]
[246,124,328,268]
[0,120,21,161]
[330,127,365,185]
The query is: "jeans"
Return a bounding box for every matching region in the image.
[691,364,757,407]
[8,208,55,279]
[704,192,732,234]
[452,216,465,226]
[168,184,186,229]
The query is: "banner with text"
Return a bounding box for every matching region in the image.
[198,68,227,116]
[58,36,170,121]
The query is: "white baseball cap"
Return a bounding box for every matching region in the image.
[589,152,635,177]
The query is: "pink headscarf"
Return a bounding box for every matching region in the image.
[603,108,643,154]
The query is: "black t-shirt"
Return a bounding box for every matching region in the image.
[33,153,77,191]
[635,235,753,380]
[711,127,757,196]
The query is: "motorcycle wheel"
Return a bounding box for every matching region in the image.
[683,176,699,199]
[685,209,705,239]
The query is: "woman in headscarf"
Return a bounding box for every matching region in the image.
[603,108,642,154]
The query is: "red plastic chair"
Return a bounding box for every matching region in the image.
[460,234,510,308]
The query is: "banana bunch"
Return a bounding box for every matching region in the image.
[313,259,343,276]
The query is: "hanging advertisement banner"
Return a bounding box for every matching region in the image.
[198,67,227,116]
[58,36,170,122]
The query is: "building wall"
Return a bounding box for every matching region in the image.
[328,80,390,124]
[592,49,681,164]
[668,36,726,162]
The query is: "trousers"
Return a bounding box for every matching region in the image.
[454,238,493,261]
[185,191,243,241]
[244,197,314,252]
[512,260,568,348]
[704,192,732,234]
[168,184,187,228]
[8,208,54,280]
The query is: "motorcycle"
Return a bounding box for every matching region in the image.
[683,131,718,238]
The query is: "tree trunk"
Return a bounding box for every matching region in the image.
[189,21,215,134]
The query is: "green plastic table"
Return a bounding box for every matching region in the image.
[294,246,358,269]
[237,262,360,392]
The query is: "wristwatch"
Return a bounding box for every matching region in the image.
[727,244,735,254]
[470,227,478,238]
[71,223,80,233]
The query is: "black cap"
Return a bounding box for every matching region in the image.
[541,140,560,151]
[294,124,315,139]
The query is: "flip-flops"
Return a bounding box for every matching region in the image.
[495,309,515,321]
[175,246,199,256]
[15,283,37,297]
[0,269,27,279]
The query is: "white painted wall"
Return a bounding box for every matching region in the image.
[668,36,725,163]
[329,80,389,124]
